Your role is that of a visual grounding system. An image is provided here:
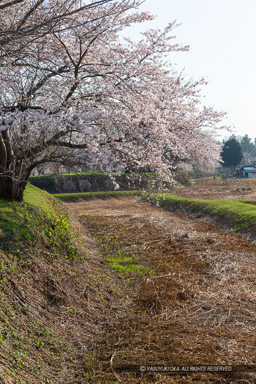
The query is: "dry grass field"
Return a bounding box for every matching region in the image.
[172,177,256,201]
[66,195,256,383]
[1,182,255,383]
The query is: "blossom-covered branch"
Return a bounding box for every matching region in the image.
[0,0,226,200]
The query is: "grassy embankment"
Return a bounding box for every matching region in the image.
[0,185,151,383]
[0,184,137,383]
[0,184,86,383]
[0,184,79,258]
[153,193,256,233]
[54,190,137,202]
[29,171,156,179]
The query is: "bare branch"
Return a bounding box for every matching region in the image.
[16,0,45,30]
[26,65,68,99]
[0,0,24,10]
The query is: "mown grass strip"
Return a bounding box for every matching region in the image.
[30,171,108,178]
[150,193,256,233]
[30,171,156,179]
[54,190,138,202]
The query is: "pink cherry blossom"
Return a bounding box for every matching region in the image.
[0,0,226,201]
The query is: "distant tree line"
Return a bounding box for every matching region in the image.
[221,134,256,169]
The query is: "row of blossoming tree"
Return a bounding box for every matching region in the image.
[0,0,226,201]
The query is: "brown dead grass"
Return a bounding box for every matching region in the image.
[66,197,256,384]
[0,210,131,383]
[173,177,256,201]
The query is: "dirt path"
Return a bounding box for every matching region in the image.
[67,197,256,384]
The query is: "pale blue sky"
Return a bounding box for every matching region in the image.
[124,0,256,139]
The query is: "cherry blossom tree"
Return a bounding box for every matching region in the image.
[0,0,225,201]
[0,0,114,61]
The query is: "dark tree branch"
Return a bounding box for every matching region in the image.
[0,0,24,10]
[16,0,45,30]
[26,65,68,99]
[0,134,7,172]
[0,1,114,47]
[64,81,79,102]
[2,129,14,168]
[25,129,70,158]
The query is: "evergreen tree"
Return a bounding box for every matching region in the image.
[221,138,243,168]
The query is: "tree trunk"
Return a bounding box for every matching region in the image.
[0,175,27,202]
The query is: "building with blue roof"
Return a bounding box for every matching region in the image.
[239,166,256,178]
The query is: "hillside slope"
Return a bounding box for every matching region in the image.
[0,185,128,383]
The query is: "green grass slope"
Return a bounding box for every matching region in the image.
[0,184,78,258]
[0,184,126,383]
[30,171,156,179]
[149,193,256,234]
[0,185,83,383]
[54,190,138,202]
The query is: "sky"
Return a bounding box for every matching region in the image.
[123,0,256,140]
